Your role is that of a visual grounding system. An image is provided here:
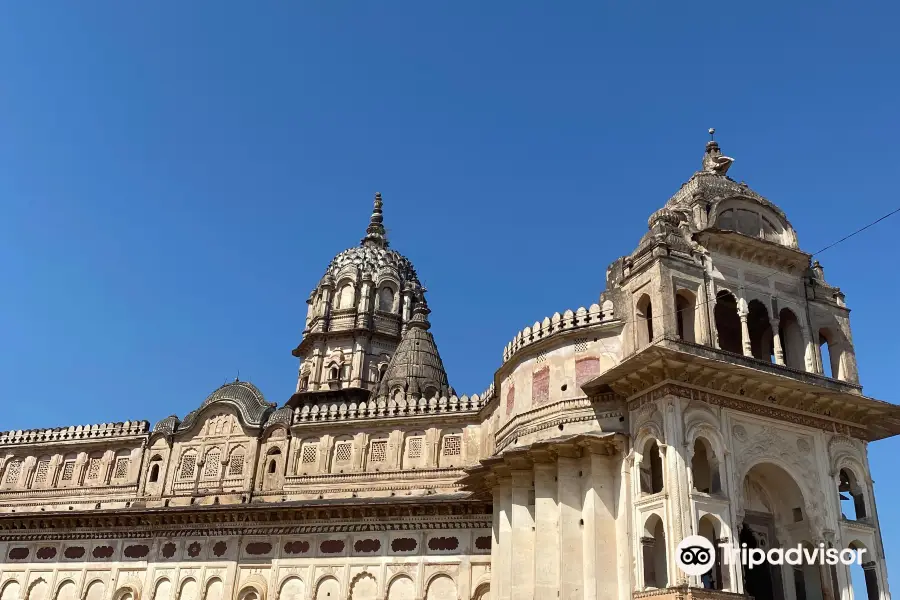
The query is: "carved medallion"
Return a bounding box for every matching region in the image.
[732,424,747,441]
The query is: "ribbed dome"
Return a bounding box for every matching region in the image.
[177,380,276,432]
[377,302,450,399]
[321,243,420,287]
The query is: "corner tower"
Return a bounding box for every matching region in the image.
[290,193,451,404]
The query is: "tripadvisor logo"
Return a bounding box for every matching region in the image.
[676,536,716,576]
[676,536,867,576]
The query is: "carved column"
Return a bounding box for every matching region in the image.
[739,309,753,357]
[510,468,535,600]
[696,279,712,346]
[304,292,314,331]
[771,318,785,365]
[309,342,325,391]
[350,336,366,388]
[356,276,373,329]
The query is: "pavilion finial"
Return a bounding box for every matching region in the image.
[702,130,734,175]
[362,192,388,248]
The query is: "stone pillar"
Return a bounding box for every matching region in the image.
[739,309,753,357]
[558,455,583,600]
[304,294,314,331]
[356,277,373,329]
[771,318,785,365]
[583,447,619,600]
[350,336,366,387]
[616,454,633,600]
[309,342,325,391]
[495,475,513,600]
[319,280,334,331]
[697,280,712,346]
[511,469,535,600]
[533,459,559,600]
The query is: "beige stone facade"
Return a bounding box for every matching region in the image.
[1,139,897,600]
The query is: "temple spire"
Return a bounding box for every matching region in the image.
[362,192,389,248]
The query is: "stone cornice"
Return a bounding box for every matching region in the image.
[0,499,492,541]
[583,340,900,441]
[494,393,624,452]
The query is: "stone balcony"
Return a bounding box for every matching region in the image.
[634,585,749,600]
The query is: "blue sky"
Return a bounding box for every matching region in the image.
[1,0,898,588]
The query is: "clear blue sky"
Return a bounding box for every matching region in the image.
[1,0,898,588]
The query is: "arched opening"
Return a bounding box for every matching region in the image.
[377,287,394,312]
[328,366,339,381]
[378,364,388,382]
[314,577,340,600]
[152,580,171,600]
[149,464,160,483]
[203,580,223,600]
[386,576,415,600]
[818,328,845,380]
[779,308,806,369]
[348,573,377,600]
[747,299,774,362]
[640,440,664,494]
[691,437,720,494]
[838,468,867,520]
[698,515,724,590]
[425,575,457,600]
[636,294,654,346]
[741,462,814,600]
[267,447,282,476]
[847,541,879,600]
[642,514,668,589]
[675,290,697,343]
[714,291,742,353]
[338,283,355,309]
[278,578,305,600]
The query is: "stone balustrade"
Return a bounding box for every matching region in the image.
[295,393,488,423]
[502,304,616,363]
[0,421,149,446]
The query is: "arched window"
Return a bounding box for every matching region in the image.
[148,463,160,483]
[847,541,879,600]
[266,447,282,476]
[691,438,720,494]
[640,440,664,494]
[838,468,867,520]
[3,458,22,486]
[338,283,355,309]
[698,516,724,589]
[675,290,696,343]
[779,308,806,369]
[378,287,395,312]
[179,451,197,480]
[714,291,742,354]
[642,514,668,589]
[203,448,221,479]
[328,365,339,381]
[636,294,653,346]
[746,299,773,361]
[227,447,245,476]
[378,363,388,382]
[819,327,847,380]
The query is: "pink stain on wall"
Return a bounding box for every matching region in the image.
[506,384,515,415]
[532,367,550,405]
[576,357,601,387]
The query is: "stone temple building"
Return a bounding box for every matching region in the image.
[0,138,897,600]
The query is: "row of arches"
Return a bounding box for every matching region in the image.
[640,460,881,600]
[237,572,476,600]
[634,288,852,381]
[2,448,133,492]
[0,579,105,600]
[638,435,722,496]
[168,445,247,484]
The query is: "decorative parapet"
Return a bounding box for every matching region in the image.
[633,585,749,600]
[502,304,616,363]
[0,421,149,446]
[294,393,488,423]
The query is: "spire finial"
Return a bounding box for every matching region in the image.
[708,127,716,141]
[362,192,388,248]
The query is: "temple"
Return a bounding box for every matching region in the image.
[0,137,896,600]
